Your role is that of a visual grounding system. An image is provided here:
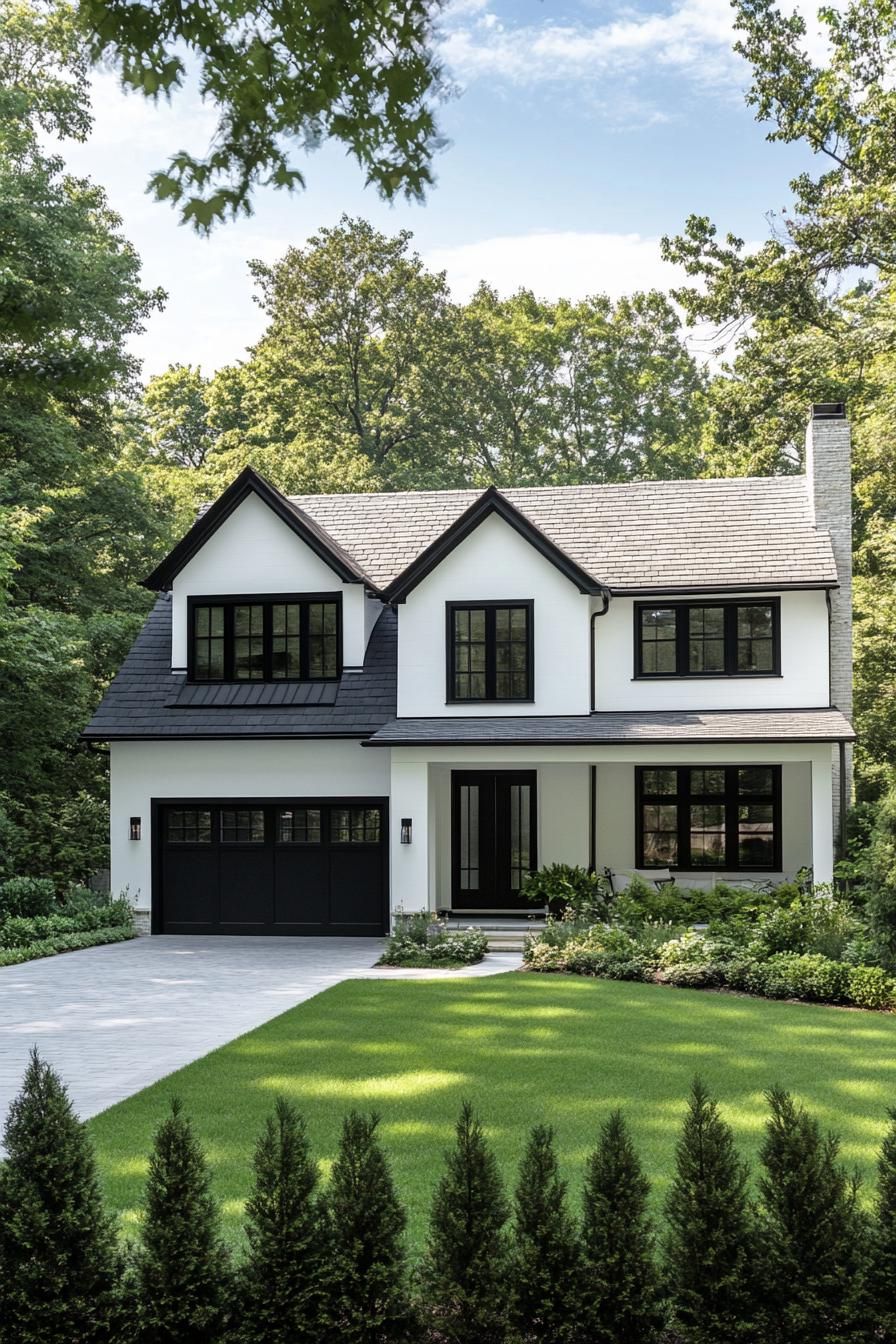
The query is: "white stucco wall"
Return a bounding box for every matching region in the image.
[397,512,591,716]
[169,493,378,669]
[593,590,830,711]
[110,739,390,910]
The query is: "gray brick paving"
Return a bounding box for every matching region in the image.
[0,937,521,1126]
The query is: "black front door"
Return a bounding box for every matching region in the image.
[451,771,537,911]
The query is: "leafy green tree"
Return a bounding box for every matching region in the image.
[420,1100,510,1344]
[325,1110,411,1344]
[134,1097,230,1344]
[78,0,447,229]
[862,772,896,967]
[0,1048,124,1344]
[663,1079,756,1343]
[509,1123,580,1344]
[580,1110,660,1344]
[756,1087,870,1344]
[871,1108,896,1341]
[237,1098,328,1344]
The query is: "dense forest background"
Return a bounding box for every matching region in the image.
[3,0,896,885]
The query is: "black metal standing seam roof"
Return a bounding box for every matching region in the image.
[82,597,397,740]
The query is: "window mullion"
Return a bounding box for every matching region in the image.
[677,607,688,676]
[225,603,234,680]
[263,601,272,681]
[725,767,739,868]
[724,605,736,675]
[299,601,309,680]
[485,608,496,700]
[678,767,689,868]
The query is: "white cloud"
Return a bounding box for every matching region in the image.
[425,229,686,303]
[440,0,745,93]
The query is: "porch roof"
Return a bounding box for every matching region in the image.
[363,707,855,747]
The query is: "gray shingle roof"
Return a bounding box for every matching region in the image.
[83,597,396,740]
[364,708,855,747]
[288,476,838,593]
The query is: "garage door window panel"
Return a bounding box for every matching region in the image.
[277,808,322,844]
[166,809,212,843]
[221,809,265,843]
[331,807,381,844]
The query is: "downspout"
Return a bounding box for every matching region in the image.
[588,586,612,873]
[839,738,848,863]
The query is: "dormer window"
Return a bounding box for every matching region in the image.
[446,601,534,702]
[188,595,341,682]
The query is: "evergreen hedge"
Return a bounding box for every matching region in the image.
[4,1057,896,1342]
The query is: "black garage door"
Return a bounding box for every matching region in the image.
[156,801,387,935]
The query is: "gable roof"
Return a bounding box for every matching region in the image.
[143,466,375,592]
[288,476,839,594]
[382,486,608,603]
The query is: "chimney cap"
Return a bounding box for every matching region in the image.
[812,402,846,420]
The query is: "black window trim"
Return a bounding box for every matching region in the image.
[633,598,781,679]
[445,599,535,704]
[635,764,782,872]
[187,592,343,684]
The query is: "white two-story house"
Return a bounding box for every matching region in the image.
[84,405,855,935]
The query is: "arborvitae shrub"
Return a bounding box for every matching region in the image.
[325,1110,412,1343]
[579,1110,660,1344]
[134,1097,230,1344]
[871,1107,896,1341]
[0,1048,124,1344]
[663,1078,756,1343]
[509,1123,580,1344]
[757,1087,871,1344]
[236,1097,328,1344]
[420,1100,510,1344]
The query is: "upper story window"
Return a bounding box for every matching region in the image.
[189,595,341,682]
[635,600,780,678]
[446,601,533,702]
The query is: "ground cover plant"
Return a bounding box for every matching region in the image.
[377,910,488,968]
[86,974,896,1251]
[11,1051,896,1342]
[0,880,134,966]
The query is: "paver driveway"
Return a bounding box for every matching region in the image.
[0,936,385,1123]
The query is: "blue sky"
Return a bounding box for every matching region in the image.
[62,0,819,377]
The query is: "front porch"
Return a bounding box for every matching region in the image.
[386,741,840,922]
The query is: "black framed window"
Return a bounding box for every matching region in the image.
[447,602,533,702]
[189,595,341,682]
[635,600,780,678]
[166,809,212,843]
[331,807,381,844]
[637,765,781,871]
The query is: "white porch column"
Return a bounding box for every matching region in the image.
[810,747,836,884]
[389,755,432,922]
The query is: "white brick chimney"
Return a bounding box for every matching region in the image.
[805,402,853,844]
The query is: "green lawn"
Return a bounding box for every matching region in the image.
[88,974,896,1251]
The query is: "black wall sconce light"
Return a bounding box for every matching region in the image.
[129,817,141,841]
[400,818,412,845]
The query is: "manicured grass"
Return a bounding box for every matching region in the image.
[88,974,896,1251]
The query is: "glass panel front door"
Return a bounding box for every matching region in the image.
[451,771,537,909]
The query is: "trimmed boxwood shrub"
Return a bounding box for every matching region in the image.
[0,876,56,920]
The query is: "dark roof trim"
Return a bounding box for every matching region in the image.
[82,731,373,742]
[142,466,376,593]
[363,734,853,747]
[382,486,607,603]
[611,581,839,596]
